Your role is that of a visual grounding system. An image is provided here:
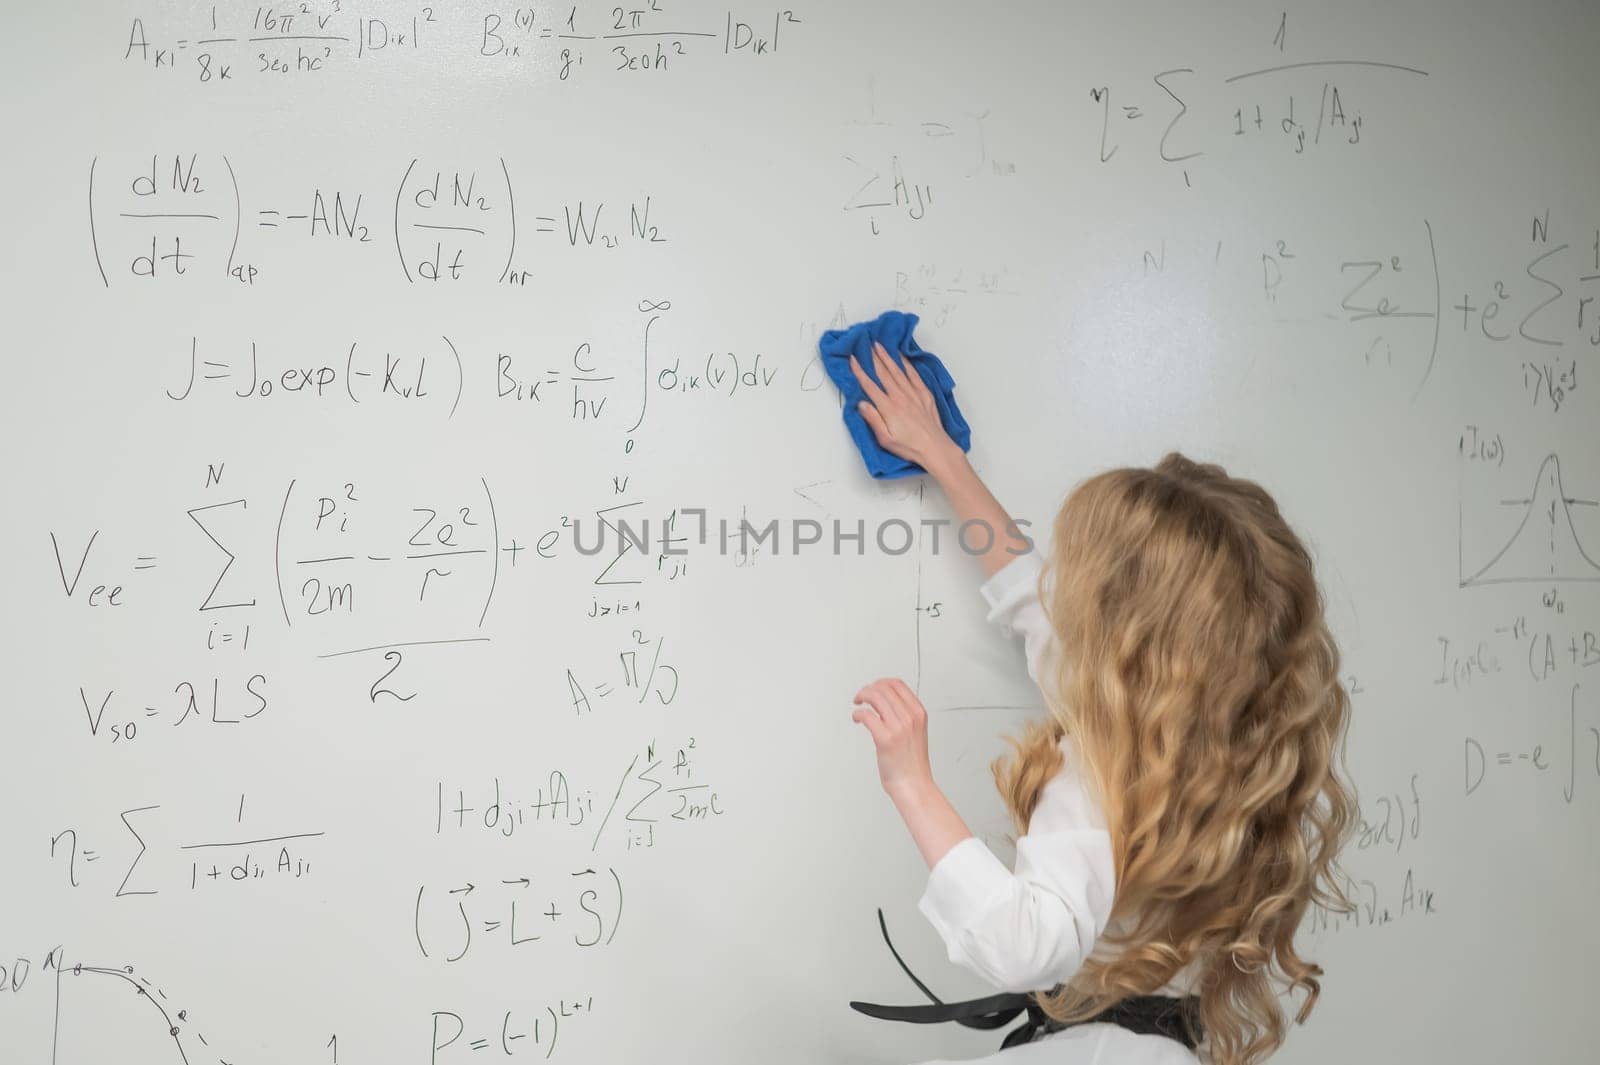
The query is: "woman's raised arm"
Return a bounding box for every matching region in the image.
[849,343,1033,577]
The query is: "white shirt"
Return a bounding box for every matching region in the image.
[912,550,1202,1065]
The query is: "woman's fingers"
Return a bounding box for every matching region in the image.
[854,682,892,726]
[853,682,887,721]
[857,678,914,728]
[902,357,936,407]
[852,705,889,745]
[853,344,936,446]
[867,342,941,430]
[847,353,888,405]
[880,342,926,400]
[887,678,925,720]
[857,400,890,444]
[872,342,911,399]
[889,674,928,710]
[875,687,908,728]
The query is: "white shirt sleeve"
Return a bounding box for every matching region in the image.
[915,550,1117,993]
[978,547,1056,688]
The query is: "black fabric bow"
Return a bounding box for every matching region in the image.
[849,908,1201,1052]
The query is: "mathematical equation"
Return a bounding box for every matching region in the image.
[415,870,623,963]
[480,3,802,78]
[436,736,723,851]
[120,2,804,84]
[1464,684,1600,803]
[1137,212,1599,410]
[89,152,674,287]
[1089,46,1430,185]
[50,794,323,897]
[51,469,509,631]
[432,999,596,1062]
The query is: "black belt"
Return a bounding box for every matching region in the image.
[849,909,1201,1052]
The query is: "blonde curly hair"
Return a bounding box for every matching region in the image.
[993,453,1356,1064]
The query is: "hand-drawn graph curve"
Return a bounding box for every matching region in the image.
[1460,453,1600,587]
[50,958,213,1065]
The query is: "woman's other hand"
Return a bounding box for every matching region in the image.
[852,677,934,800]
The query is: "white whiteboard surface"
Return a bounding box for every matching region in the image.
[3,2,1598,1063]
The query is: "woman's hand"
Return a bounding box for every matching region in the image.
[852,677,934,799]
[849,342,961,475]
[851,677,975,868]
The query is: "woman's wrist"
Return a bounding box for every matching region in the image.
[921,441,972,486]
[887,776,975,869]
[886,774,942,812]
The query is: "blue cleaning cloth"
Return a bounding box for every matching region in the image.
[818,310,971,479]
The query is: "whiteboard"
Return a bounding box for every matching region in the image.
[2,2,1597,1063]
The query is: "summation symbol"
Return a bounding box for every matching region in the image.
[188,500,255,610]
